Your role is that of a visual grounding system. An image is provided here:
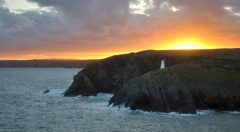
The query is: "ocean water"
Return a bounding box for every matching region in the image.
[0,68,240,132]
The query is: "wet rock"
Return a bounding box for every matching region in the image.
[43,90,50,94]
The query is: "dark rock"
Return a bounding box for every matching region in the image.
[64,49,240,97]
[43,90,50,94]
[64,51,199,96]
[109,59,240,113]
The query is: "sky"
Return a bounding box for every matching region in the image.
[0,0,240,60]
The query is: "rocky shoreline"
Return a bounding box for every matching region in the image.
[64,49,240,113]
[109,59,240,113]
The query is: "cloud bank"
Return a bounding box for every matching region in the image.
[1,0,240,59]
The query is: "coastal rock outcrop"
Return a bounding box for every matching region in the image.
[63,50,215,96]
[64,49,240,97]
[43,90,50,94]
[109,58,240,113]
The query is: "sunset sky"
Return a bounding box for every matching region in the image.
[0,0,240,60]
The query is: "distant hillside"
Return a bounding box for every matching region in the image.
[0,59,97,68]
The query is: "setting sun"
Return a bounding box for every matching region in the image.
[169,40,204,50]
[160,38,214,50]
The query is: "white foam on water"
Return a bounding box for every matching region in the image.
[53,93,240,118]
[77,93,113,100]
[107,103,230,117]
[91,93,113,100]
[197,110,240,115]
[166,112,194,117]
[49,92,240,117]
[74,93,115,112]
[107,104,196,117]
[49,89,65,96]
[196,109,215,115]
[227,111,240,115]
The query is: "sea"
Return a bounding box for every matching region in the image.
[0,68,240,132]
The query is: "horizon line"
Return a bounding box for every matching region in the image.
[1,48,239,61]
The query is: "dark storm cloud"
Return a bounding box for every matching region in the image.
[0,8,35,33]
[19,0,240,37]
[28,0,129,27]
[0,6,69,52]
[25,0,133,48]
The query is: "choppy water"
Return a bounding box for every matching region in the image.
[0,68,240,132]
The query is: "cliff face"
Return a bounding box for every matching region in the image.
[63,50,213,96]
[109,58,240,113]
[64,49,240,97]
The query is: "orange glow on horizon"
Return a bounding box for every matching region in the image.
[0,52,131,60]
[2,1,240,61]
[155,35,220,50]
[0,37,239,61]
[161,39,215,50]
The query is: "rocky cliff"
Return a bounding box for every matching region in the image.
[109,58,240,113]
[64,49,240,97]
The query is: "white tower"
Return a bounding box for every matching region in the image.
[160,60,165,69]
